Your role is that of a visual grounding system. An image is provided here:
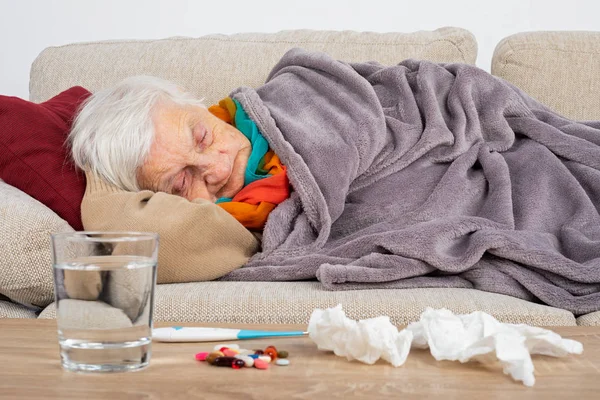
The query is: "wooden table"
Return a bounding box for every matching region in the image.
[0,319,598,399]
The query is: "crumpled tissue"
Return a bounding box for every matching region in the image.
[308,305,583,386]
[308,304,413,367]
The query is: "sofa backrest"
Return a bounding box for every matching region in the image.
[29,27,476,106]
[491,31,600,121]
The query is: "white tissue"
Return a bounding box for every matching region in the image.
[308,304,412,367]
[308,305,583,387]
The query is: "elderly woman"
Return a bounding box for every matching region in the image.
[70,77,268,283]
[69,49,600,314]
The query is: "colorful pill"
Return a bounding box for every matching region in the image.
[223,349,238,357]
[253,359,269,369]
[212,356,237,367]
[195,352,209,361]
[277,350,289,359]
[258,355,272,363]
[248,354,260,359]
[231,359,246,369]
[206,351,224,365]
[235,355,254,367]
[264,348,277,361]
[253,349,264,355]
[276,359,290,366]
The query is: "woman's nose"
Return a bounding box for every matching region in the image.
[204,162,231,185]
[192,151,231,186]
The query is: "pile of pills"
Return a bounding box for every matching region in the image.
[195,343,290,370]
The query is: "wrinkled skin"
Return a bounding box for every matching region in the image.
[137,101,251,202]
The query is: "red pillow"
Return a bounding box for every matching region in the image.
[0,87,91,230]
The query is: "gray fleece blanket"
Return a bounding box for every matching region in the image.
[223,48,600,315]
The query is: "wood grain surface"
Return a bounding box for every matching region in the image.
[0,319,598,399]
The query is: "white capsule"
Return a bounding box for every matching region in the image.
[258,355,272,363]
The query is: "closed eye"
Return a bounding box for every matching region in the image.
[172,171,186,195]
[193,122,209,151]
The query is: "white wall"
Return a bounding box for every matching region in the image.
[1,0,598,99]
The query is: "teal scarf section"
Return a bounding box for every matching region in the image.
[216,99,270,204]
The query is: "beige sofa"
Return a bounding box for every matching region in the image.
[1,27,599,326]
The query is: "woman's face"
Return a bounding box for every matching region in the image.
[137,101,251,202]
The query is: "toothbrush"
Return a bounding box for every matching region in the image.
[153,326,308,342]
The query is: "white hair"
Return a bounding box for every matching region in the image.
[69,75,205,191]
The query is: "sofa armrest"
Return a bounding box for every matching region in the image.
[491,31,600,120]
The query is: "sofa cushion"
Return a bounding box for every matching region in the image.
[29,28,476,106]
[0,300,37,318]
[39,282,576,326]
[0,180,73,309]
[491,31,600,120]
[576,311,600,326]
[0,86,91,230]
[56,299,134,329]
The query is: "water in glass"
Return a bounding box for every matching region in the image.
[54,255,157,372]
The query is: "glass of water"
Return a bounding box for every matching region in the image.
[51,232,159,372]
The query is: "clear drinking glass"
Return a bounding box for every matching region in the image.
[51,232,159,372]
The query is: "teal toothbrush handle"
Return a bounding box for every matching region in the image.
[237,330,307,340]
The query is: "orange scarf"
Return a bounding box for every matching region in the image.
[209,98,290,230]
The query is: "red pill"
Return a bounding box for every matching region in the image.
[195,352,209,361]
[212,357,237,367]
[253,349,264,355]
[231,359,245,370]
[219,347,230,353]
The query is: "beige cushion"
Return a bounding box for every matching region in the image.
[39,282,576,326]
[0,181,73,309]
[0,300,37,318]
[576,311,600,326]
[491,31,600,120]
[29,27,476,105]
[56,299,133,329]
